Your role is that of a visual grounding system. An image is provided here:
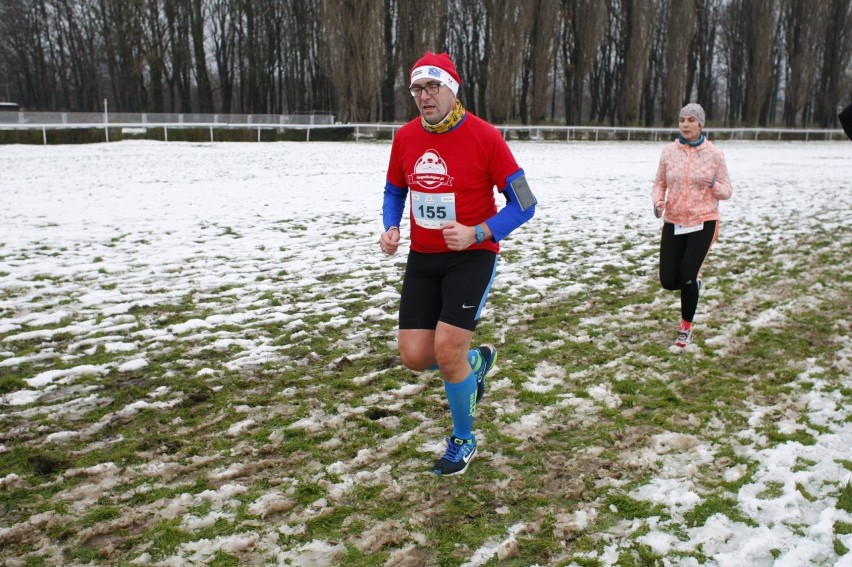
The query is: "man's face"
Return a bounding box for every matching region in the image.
[412,79,456,125]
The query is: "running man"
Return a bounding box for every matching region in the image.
[379,52,537,475]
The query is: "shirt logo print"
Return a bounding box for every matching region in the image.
[408,149,454,189]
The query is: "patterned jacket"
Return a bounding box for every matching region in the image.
[651,139,733,227]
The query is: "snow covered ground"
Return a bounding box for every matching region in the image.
[1,139,851,566]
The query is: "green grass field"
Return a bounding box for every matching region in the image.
[1,141,850,566]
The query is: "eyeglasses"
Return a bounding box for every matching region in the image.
[409,82,442,97]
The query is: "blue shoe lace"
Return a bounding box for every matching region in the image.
[434,436,477,475]
[442,438,464,462]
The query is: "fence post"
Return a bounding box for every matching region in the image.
[42,127,47,145]
[104,99,109,142]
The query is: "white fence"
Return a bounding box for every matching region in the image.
[0,111,846,144]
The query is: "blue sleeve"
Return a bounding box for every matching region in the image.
[382,181,408,231]
[484,170,536,242]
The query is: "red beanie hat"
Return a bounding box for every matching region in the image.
[410,52,461,95]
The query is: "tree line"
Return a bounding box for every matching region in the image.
[1,0,850,127]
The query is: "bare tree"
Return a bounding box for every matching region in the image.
[781,1,826,126]
[662,0,696,124]
[814,0,852,126]
[743,0,779,125]
[643,0,666,125]
[1,0,849,123]
[719,1,746,124]
[97,0,148,112]
[284,0,331,115]
[447,1,487,115]
[142,0,168,112]
[163,0,193,112]
[485,1,529,123]
[379,0,400,121]
[1,0,54,110]
[561,0,606,124]
[189,0,213,113]
[616,0,659,125]
[519,0,559,124]
[321,0,383,122]
[687,0,720,120]
[50,0,103,111]
[589,0,619,123]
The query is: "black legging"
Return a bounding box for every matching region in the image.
[659,220,717,323]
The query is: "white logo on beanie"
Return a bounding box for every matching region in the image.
[410,66,459,96]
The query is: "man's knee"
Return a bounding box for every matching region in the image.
[398,331,439,371]
[399,344,431,371]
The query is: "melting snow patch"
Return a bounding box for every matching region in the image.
[1,389,43,406]
[25,364,110,388]
[118,358,148,372]
[524,360,565,392]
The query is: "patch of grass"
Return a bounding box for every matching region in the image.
[209,551,241,566]
[684,495,753,528]
[765,428,817,446]
[79,504,122,527]
[604,494,667,521]
[837,482,852,513]
[0,373,27,394]
[757,481,786,500]
[144,519,194,558]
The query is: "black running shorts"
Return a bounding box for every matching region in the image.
[399,250,498,331]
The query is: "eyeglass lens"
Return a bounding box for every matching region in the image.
[410,82,441,96]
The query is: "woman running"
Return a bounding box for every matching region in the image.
[652,103,733,348]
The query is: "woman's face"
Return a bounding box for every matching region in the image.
[679,115,702,141]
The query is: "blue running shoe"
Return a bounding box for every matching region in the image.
[433,435,477,476]
[472,344,497,403]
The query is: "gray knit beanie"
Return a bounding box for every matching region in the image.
[679,103,706,128]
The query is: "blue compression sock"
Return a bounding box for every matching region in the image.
[444,371,477,439]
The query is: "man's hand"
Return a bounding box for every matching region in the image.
[441,222,476,251]
[654,203,664,218]
[379,227,401,255]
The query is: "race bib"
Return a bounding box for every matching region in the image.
[674,222,704,235]
[411,191,456,229]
